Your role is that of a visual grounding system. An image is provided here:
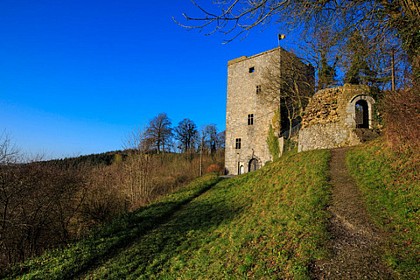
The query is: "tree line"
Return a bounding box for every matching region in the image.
[139,112,225,156]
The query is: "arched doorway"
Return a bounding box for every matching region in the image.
[248,158,259,172]
[355,100,369,128]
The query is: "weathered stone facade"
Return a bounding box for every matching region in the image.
[225,48,312,175]
[298,84,376,152]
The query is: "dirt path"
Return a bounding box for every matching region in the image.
[312,148,395,279]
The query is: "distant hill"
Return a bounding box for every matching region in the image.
[42,150,129,168]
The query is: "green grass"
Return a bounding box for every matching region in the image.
[346,139,419,279]
[86,149,331,279]
[4,149,331,279]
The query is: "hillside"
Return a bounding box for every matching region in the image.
[4,149,331,279]
[3,140,417,279]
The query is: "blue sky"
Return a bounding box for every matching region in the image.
[0,1,299,159]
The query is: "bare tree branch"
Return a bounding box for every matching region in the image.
[0,132,20,165]
[178,0,419,80]
[260,49,315,138]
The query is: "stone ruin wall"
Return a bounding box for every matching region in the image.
[298,84,372,152]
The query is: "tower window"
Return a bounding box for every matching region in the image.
[256,85,261,94]
[249,67,255,73]
[248,114,254,125]
[235,138,241,149]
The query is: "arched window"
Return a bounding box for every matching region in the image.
[355,100,369,128]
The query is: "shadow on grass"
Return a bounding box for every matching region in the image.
[4,177,226,280]
[70,183,222,279]
[84,183,245,278]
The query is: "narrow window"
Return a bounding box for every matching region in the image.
[235,138,241,149]
[249,67,255,73]
[256,85,261,94]
[248,114,254,125]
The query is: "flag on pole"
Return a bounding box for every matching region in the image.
[278,34,286,40]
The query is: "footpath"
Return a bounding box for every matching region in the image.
[312,148,395,279]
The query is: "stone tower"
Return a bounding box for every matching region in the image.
[225,47,313,175]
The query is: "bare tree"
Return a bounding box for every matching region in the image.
[143,113,173,154]
[260,50,314,138]
[310,26,340,90]
[202,124,218,156]
[0,132,19,165]
[0,159,84,269]
[174,118,198,153]
[123,128,153,205]
[216,130,225,151]
[178,0,420,82]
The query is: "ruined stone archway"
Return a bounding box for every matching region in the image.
[298,85,377,152]
[347,95,375,129]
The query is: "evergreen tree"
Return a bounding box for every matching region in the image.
[318,51,337,89]
[344,32,378,85]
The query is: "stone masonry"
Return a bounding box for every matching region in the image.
[225,47,313,175]
[298,84,376,152]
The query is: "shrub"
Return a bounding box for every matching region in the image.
[284,137,298,154]
[0,163,84,270]
[381,86,420,154]
[266,125,280,160]
[79,165,128,229]
[206,163,223,174]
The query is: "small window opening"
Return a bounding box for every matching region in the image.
[235,138,241,149]
[249,67,255,73]
[256,85,261,94]
[248,114,254,125]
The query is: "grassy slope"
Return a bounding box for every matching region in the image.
[9,141,416,279]
[3,174,222,280]
[87,149,331,279]
[346,140,419,279]
[5,149,331,279]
